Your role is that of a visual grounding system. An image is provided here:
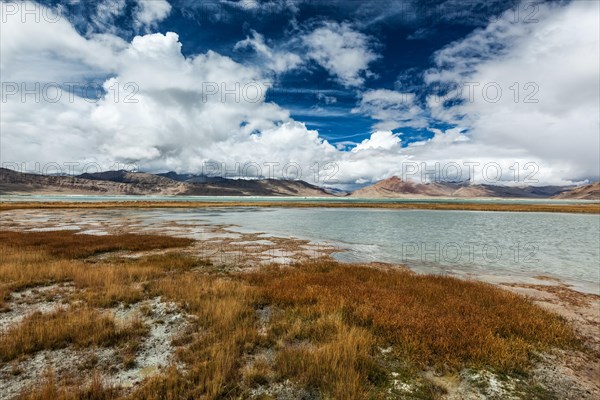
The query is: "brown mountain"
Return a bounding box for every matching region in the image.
[0,168,333,197]
[553,181,600,200]
[0,168,188,195]
[351,176,459,197]
[351,176,571,199]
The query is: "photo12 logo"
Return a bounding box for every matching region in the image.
[201,82,266,104]
[2,162,139,176]
[0,161,341,184]
[401,242,540,265]
[1,82,140,104]
[195,161,340,183]
[1,1,61,23]
[399,161,540,184]
[430,81,540,104]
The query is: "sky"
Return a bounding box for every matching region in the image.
[0,0,599,188]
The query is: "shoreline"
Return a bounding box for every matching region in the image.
[1,200,599,213]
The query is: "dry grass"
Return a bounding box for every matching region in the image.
[1,200,598,213]
[71,253,198,307]
[17,370,119,400]
[0,231,199,309]
[246,262,579,375]
[0,229,260,398]
[275,320,377,398]
[127,273,259,399]
[0,230,193,259]
[0,307,147,362]
[0,230,583,399]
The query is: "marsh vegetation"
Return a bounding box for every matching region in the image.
[0,230,593,399]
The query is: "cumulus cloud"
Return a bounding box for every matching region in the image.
[352,131,401,152]
[234,30,302,74]
[0,2,125,82]
[232,22,380,84]
[302,22,379,87]
[133,0,172,31]
[423,0,600,182]
[0,6,334,180]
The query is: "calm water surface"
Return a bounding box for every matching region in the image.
[125,207,600,293]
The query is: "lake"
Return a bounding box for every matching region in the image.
[165,207,599,291]
[2,201,599,293]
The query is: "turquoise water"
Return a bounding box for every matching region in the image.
[99,207,598,293]
[215,209,599,282]
[1,194,597,205]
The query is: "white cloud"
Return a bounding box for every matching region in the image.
[352,131,401,152]
[234,30,302,74]
[133,0,172,31]
[234,22,380,83]
[353,89,428,130]
[219,0,300,14]
[0,2,125,82]
[90,0,127,34]
[235,23,379,83]
[316,92,337,104]
[423,0,600,182]
[302,22,379,87]
[0,9,335,180]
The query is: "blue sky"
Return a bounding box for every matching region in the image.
[36,0,522,148]
[1,0,598,186]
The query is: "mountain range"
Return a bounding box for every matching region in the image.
[552,181,600,200]
[1,168,598,199]
[350,176,589,199]
[0,169,333,197]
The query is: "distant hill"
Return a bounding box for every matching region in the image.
[351,176,572,199]
[553,181,600,200]
[0,168,188,195]
[351,177,459,197]
[0,168,333,197]
[3,169,595,199]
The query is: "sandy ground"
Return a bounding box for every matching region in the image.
[501,283,600,399]
[0,288,189,400]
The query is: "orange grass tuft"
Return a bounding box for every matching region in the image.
[17,369,119,400]
[0,230,193,259]
[246,262,579,374]
[0,307,147,362]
